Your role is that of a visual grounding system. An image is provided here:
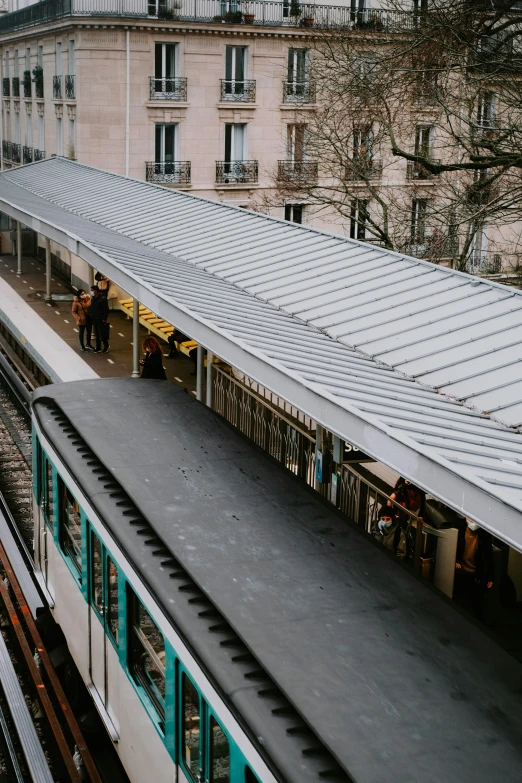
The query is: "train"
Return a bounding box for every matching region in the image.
[30,377,522,783]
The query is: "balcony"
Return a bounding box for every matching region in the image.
[149,77,187,101]
[220,80,256,102]
[12,77,20,98]
[2,78,9,97]
[53,75,62,99]
[23,146,33,164]
[65,74,75,99]
[23,70,32,98]
[345,158,383,181]
[407,233,459,261]
[277,159,318,184]
[216,160,258,185]
[2,141,12,160]
[11,143,21,164]
[145,161,191,185]
[406,160,440,180]
[283,81,316,104]
[34,148,45,161]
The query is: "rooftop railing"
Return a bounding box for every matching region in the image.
[0,0,415,34]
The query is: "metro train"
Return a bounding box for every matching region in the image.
[31,379,522,783]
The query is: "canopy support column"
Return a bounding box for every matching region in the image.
[44,238,52,303]
[206,352,214,408]
[314,423,323,492]
[196,345,204,401]
[16,221,21,276]
[132,299,140,378]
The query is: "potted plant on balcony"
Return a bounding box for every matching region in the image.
[32,65,43,98]
[22,69,32,96]
[289,0,301,23]
[244,2,255,24]
[301,3,314,27]
[224,9,243,22]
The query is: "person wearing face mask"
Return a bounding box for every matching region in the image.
[372,508,407,560]
[454,517,494,619]
[89,285,110,353]
[71,288,92,352]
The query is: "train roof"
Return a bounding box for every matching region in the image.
[33,379,522,783]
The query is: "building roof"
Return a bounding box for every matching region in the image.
[2,158,522,546]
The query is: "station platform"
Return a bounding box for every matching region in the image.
[0,254,198,395]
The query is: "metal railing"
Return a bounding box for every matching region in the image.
[211,366,431,572]
[216,159,258,184]
[467,250,503,274]
[22,146,33,164]
[11,77,20,97]
[34,148,45,161]
[282,80,315,103]
[11,143,21,164]
[145,161,191,184]
[344,158,383,181]
[23,70,31,98]
[53,75,62,99]
[0,0,416,34]
[2,78,9,97]
[278,159,318,184]
[65,74,75,99]
[407,234,459,261]
[149,76,187,101]
[2,141,12,160]
[406,159,440,180]
[220,79,256,102]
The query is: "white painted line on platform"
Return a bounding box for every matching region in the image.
[36,293,41,297]
[107,359,114,364]
[51,277,55,281]
[57,283,62,287]
[174,377,183,383]
[29,286,34,290]
[64,319,69,323]
[23,280,27,284]
[55,311,60,315]
[118,332,124,337]
[73,328,78,333]
[46,302,51,306]
[130,342,133,346]
[191,391,197,396]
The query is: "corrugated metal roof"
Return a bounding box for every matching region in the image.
[1,158,522,544]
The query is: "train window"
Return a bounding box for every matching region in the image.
[59,480,82,578]
[182,673,200,781]
[44,460,55,530]
[210,717,230,783]
[90,533,103,615]
[107,557,118,644]
[245,770,259,783]
[129,593,165,720]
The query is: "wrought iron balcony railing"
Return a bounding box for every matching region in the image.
[220,80,256,102]
[277,159,318,184]
[0,1,416,34]
[282,80,316,103]
[149,77,187,101]
[12,77,20,97]
[34,148,46,161]
[23,70,32,97]
[53,75,62,99]
[23,146,33,164]
[406,160,440,180]
[407,234,459,260]
[34,80,44,99]
[145,161,191,185]
[467,250,503,274]
[345,158,383,181]
[216,160,258,184]
[2,141,12,160]
[65,74,75,99]
[11,143,21,164]
[2,78,9,97]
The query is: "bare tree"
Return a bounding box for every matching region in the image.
[274,0,522,271]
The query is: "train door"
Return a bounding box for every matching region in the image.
[89,530,119,716]
[40,457,56,598]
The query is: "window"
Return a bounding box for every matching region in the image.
[68,40,75,76]
[476,92,495,129]
[225,46,246,83]
[129,592,165,719]
[14,112,20,145]
[353,125,373,160]
[91,532,103,614]
[25,47,30,71]
[25,112,32,147]
[245,769,259,783]
[210,717,230,783]
[415,125,433,159]
[155,42,177,82]
[182,674,200,781]
[55,42,62,76]
[287,48,310,98]
[59,480,82,577]
[44,460,55,529]
[224,123,246,162]
[287,123,307,161]
[355,53,378,83]
[38,114,44,151]
[56,117,63,155]
[4,51,9,79]
[411,198,428,244]
[14,49,18,77]
[68,118,75,154]
[155,123,178,163]
[107,557,118,643]
[350,199,369,240]
[285,204,304,224]
[38,45,43,68]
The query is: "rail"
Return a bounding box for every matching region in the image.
[0,0,416,33]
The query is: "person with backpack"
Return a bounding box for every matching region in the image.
[372,507,407,560]
[71,289,92,352]
[89,285,110,353]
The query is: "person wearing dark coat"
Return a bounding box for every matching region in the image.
[89,285,110,353]
[140,337,167,380]
[454,518,495,619]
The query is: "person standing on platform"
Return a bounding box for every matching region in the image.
[90,285,110,353]
[454,518,494,620]
[140,337,167,379]
[71,289,92,352]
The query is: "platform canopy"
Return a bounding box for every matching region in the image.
[2,158,522,547]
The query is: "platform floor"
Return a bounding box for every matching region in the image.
[0,254,198,395]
